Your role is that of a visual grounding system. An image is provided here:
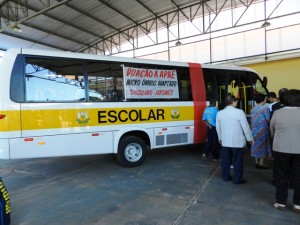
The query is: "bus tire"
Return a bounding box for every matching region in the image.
[117,136,147,167]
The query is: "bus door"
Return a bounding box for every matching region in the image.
[227,70,252,115]
[203,69,228,110]
[202,68,218,106]
[227,70,268,117]
[207,69,255,116]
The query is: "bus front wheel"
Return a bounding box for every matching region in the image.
[117,136,147,167]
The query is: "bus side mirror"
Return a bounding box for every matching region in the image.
[262,76,268,87]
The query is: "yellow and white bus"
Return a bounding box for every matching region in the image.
[0,48,269,166]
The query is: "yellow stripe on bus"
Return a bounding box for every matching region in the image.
[0,110,21,131]
[0,106,194,131]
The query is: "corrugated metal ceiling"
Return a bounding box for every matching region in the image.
[0,0,261,52]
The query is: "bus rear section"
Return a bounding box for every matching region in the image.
[0,49,22,159]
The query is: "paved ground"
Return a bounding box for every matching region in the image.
[0,145,299,225]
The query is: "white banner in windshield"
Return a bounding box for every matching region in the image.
[123,66,179,99]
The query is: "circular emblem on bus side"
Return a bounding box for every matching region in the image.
[171,108,180,119]
[76,112,90,124]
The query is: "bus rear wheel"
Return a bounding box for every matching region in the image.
[117,136,147,167]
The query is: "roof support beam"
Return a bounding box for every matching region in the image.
[0,0,28,27]
[0,0,73,32]
[135,0,168,28]
[234,0,254,26]
[204,0,227,33]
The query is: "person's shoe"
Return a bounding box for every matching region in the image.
[292,204,300,214]
[274,203,286,211]
[234,179,247,184]
[202,154,207,160]
[255,164,259,168]
[224,176,232,182]
[257,164,269,169]
[212,158,219,162]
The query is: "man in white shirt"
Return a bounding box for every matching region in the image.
[216,94,253,184]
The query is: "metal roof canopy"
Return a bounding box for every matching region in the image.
[0,0,273,54]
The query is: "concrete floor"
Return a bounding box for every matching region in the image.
[0,145,299,225]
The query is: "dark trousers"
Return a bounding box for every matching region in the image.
[273,151,300,205]
[204,126,219,159]
[221,147,244,184]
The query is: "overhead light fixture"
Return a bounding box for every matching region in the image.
[11,23,22,32]
[261,21,271,28]
[175,40,182,46]
[261,0,271,28]
[175,11,181,47]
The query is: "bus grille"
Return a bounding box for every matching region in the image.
[167,133,187,144]
[156,135,164,146]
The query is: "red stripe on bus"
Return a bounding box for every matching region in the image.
[188,63,206,144]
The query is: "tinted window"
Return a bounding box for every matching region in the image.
[86,61,124,102]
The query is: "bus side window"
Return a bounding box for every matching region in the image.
[203,68,217,102]
[178,67,192,101]
[86,62,124,102]
[24,57,85,102]
[179,80,191,100]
